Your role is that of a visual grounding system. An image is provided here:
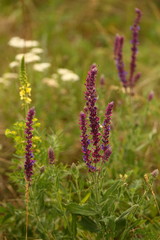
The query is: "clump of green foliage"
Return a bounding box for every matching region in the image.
[1,58,160,240]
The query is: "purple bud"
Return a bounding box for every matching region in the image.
[100,74,105,86]
[151,169,159,178]
[148,91,154,101]
[40,166,45,173]
[48,147,55,164]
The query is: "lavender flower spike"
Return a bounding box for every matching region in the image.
[129,8,142,87]
[48,146,55,164]
[85,64,101,164]
[114,35,127,88]
[24,107,35,181]
[102,101,114,161]
[79,111,96,171]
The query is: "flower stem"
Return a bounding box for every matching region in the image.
[25,180,29,240]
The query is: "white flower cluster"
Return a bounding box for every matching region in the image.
[8,36,51,69]
[42,68,80,88]
[0,36,51,86]
[8,37,39,48]
[0,73,18,86]
[0,36,80,88]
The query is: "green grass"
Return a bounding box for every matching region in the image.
[0,1,160,239]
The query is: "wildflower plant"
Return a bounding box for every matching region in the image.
[80,64,114,171]
[114,8,142,94]
[3,61,160,240]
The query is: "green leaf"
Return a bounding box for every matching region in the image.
[80,192,91,204]
[66,203,96,216]
[79,216,98,232]
[101,197,116,215]
[116,204,139,220]
[71,214,77,238]
[101,215,115,232]
[115,218,126,237]
[103,181,121,198]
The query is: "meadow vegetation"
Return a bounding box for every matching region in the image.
[0,0,160,239]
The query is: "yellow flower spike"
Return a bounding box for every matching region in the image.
[19,57,32,109]
[25,97,32,104]
[26,88,31,94]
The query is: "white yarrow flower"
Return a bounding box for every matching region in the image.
[42,78,59,87]
[9,61,19,68]
[33,63,51,72]
[3,73,18,79]
[57,68,79,82]
[25,40,39,48]
[8,36,39,48]
[31,48,44,54]
[0,77,10,86]
[57,68,73,75]
[15,53,41,63]
[61,72,79,82]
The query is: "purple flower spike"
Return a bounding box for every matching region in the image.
[129,8,142,87]
[114,35,128,88]
[114,9,142,93]
[85,64,101,163]
[48,147,55,164]
[79,111,96,171]
[80,65,114,171]
[102,101,114,161]
[24,107,35,181]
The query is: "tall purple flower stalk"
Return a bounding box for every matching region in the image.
[79,111,95,171]
[80,65,114,171]
[24,107,35,181]
[85,64,101,164]
[102,102,114,161]
[129,8,142,87]
[114,8,142,92]
[114,35,127,88]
